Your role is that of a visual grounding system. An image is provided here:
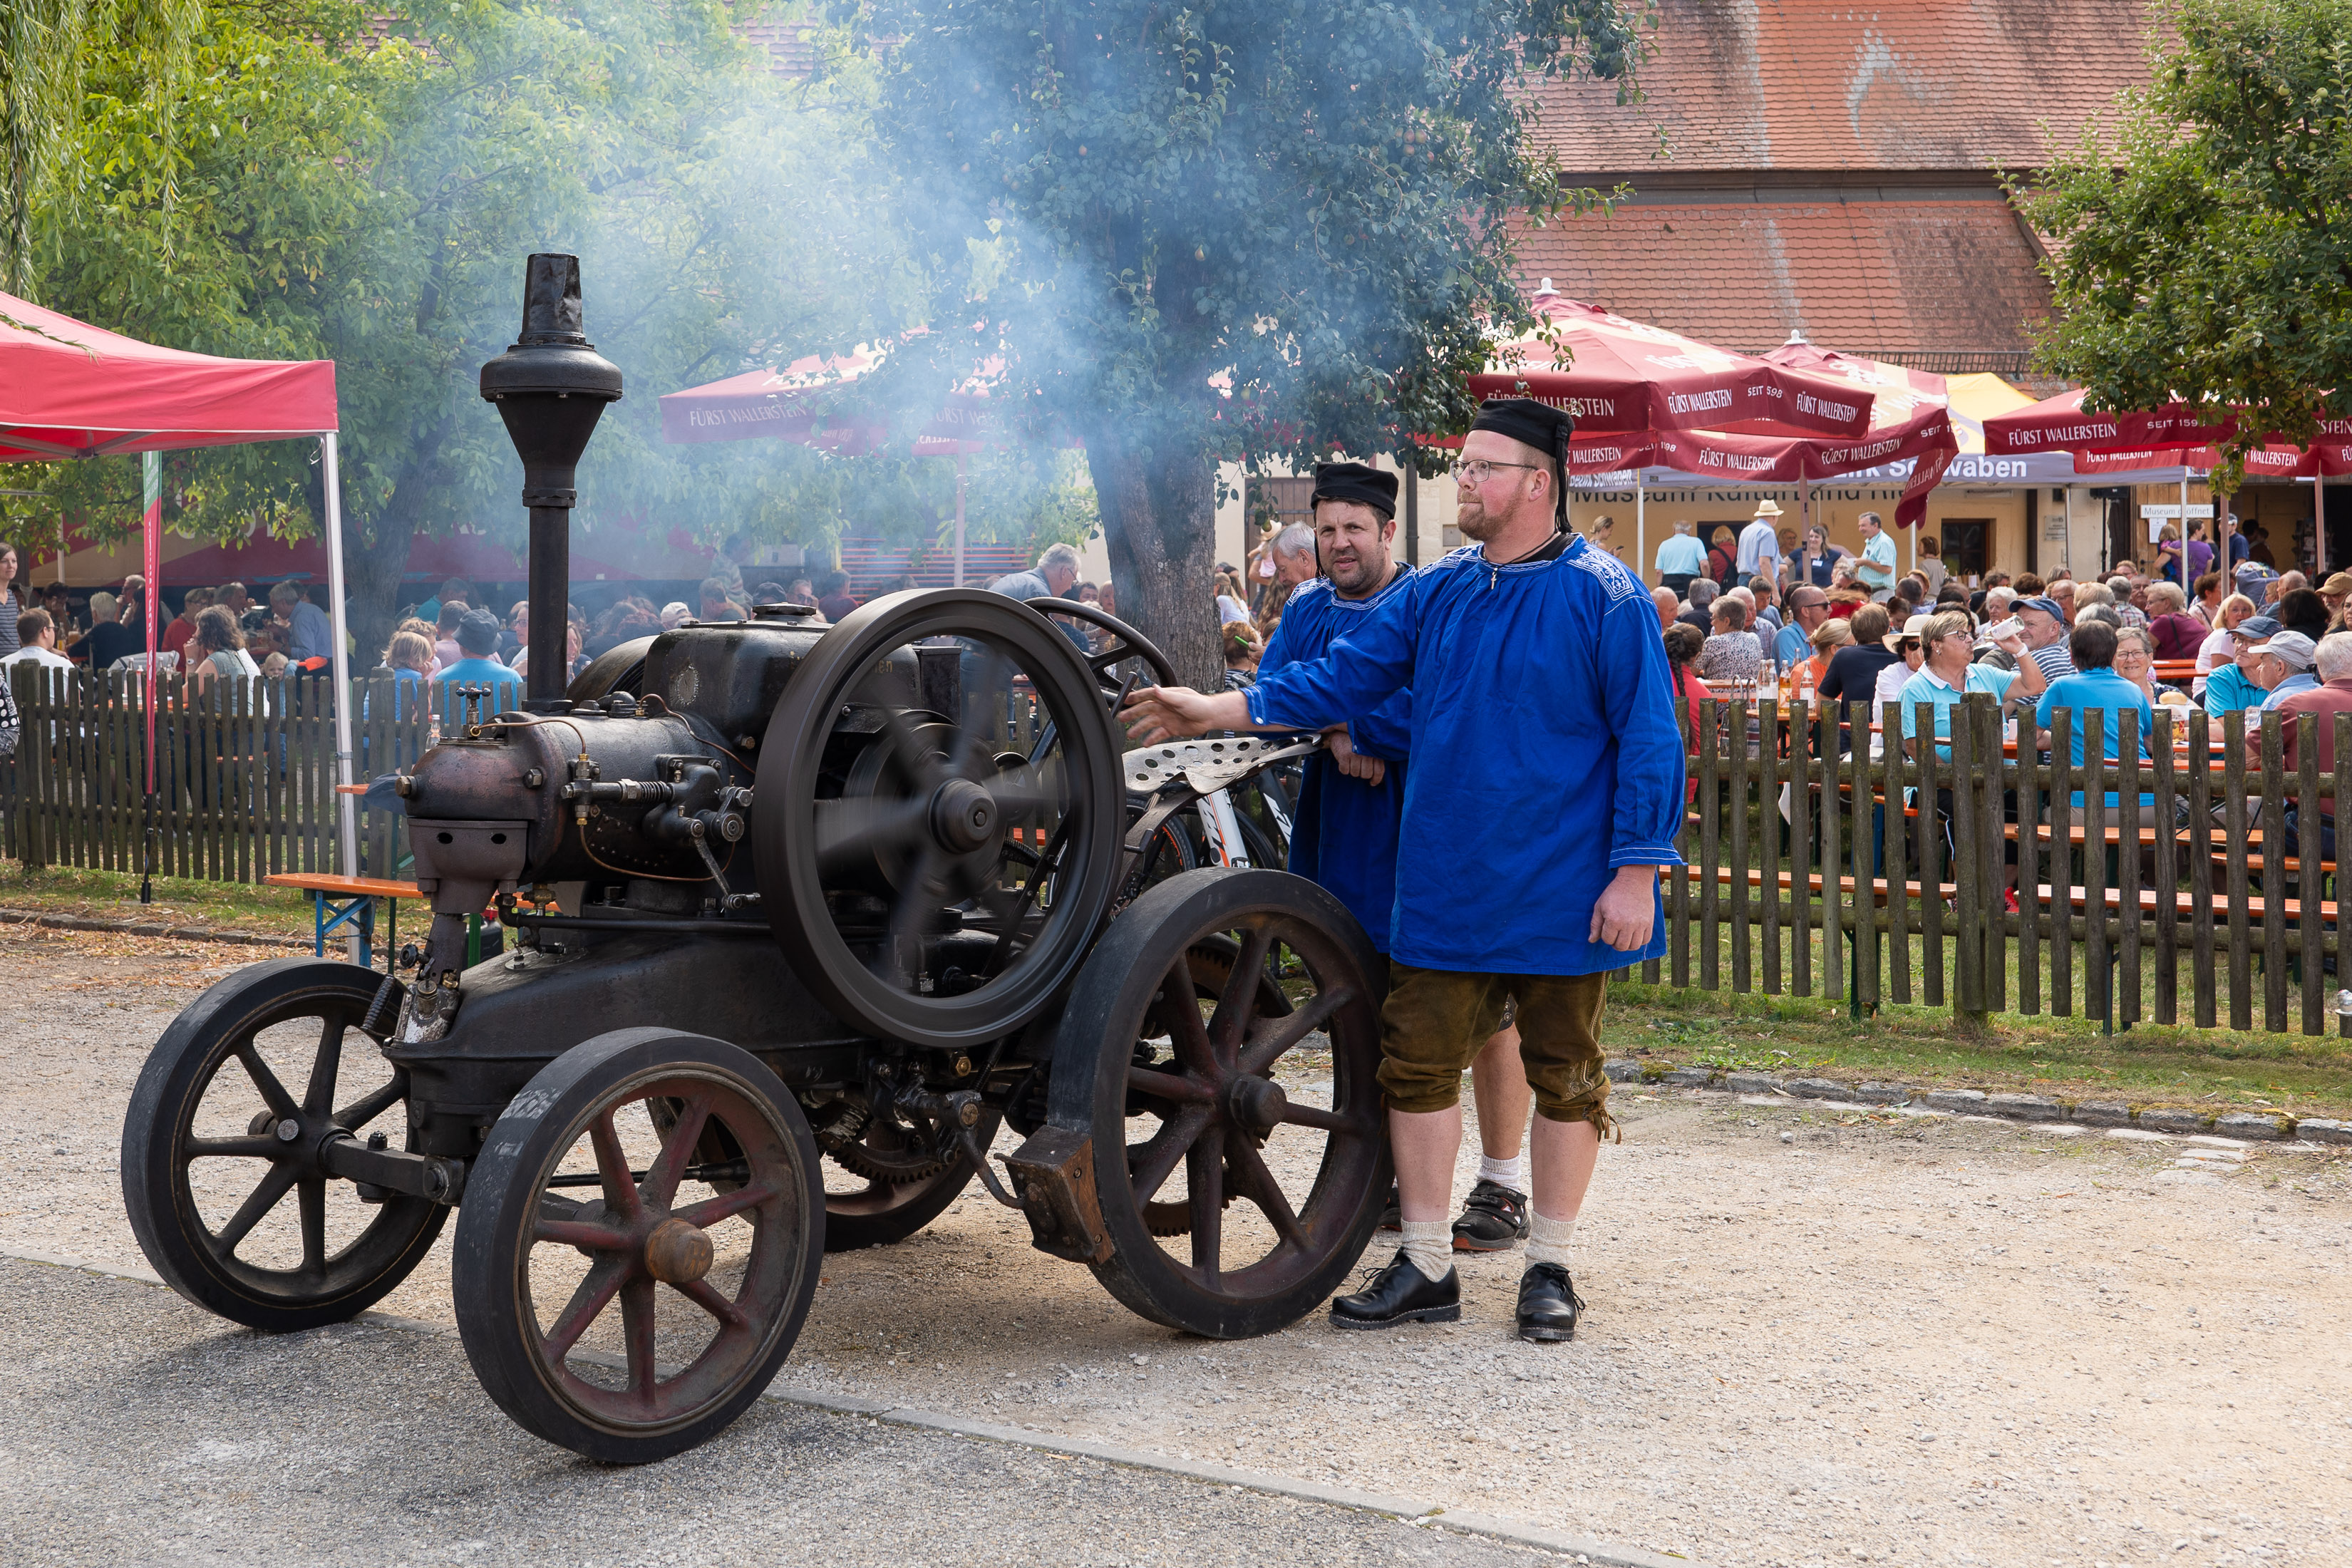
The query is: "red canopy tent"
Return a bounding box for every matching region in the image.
[0,288,354,889]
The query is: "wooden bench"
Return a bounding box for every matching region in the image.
[264,873,423,971]
[2033,882,2338,924]
[1706,865,1959,907]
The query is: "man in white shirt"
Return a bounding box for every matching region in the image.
[1735,502,1783,587]
[2,609,76,674]
[1855,512,1899,602]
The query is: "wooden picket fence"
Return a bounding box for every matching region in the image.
[1,667,434,884]
[1658,694,2352,1038]
[6,663,2346,1041]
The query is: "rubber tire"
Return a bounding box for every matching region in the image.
[1046,867,1391,1339]
[121,957,444,1332]
[450,1028,824,1463]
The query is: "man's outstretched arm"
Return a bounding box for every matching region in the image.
[1121,686,1266,745]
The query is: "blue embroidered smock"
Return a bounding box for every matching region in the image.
[1244,537,1686,975]
[1259,569,1416,953]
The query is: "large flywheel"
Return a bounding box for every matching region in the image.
[755,589,1127,1051]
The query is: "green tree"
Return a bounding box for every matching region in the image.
[1,0,196,296]
[832,0,1653,683]
[2018,0,2352,488]
[9,0,1096,656]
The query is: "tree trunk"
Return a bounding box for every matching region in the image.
[1086,431,1222,691]
[344,510,415,671]
[339,418,460,667]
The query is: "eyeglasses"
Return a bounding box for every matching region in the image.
[1455,459,1543,486]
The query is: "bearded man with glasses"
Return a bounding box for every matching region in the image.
[1122,398,1686,1344]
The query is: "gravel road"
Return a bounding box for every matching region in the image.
[6,922,2352,1567]
[0,1257,1577,1568]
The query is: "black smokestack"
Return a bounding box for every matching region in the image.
[478,254,624,708]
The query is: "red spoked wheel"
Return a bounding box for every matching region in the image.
[451,1029,823,1463]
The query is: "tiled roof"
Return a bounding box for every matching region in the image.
[1533,0,2155,172]
[740,19,817,78]
[1512,198,2053,358]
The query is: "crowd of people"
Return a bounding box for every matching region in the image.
[0,551,342,686]
[1644,500,2352,738]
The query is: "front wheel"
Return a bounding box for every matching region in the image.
[450,1029,825,1463]
[121,958,443,1331]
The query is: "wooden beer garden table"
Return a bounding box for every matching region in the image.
[263,873,421,971]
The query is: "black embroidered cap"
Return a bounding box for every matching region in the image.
[1468,397,1574,525]
[1310,460,1400,520]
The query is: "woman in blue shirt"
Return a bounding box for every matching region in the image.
[2034,619,2155,811]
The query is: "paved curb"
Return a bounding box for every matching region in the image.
[0,906,313,949]
[3,1246,1705,1568]
[1604,1059,2352,1146]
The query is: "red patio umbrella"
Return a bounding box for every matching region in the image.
[1641,341,1958,530]
[1979,387,2234,459]
[656,347,995,457]
[1470,290,1878,446]
[1,288,349,897]
[1986,389,2352,579]
[659,344,1000,583]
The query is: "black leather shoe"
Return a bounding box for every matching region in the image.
[1378,1181,1401,1232]
[1330,1250,1460,1330]
[1517,1263,1584,1343]
[1452,1178,1531,1252]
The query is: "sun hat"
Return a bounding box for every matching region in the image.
[1884,612,1934,651]
[1751,500,1784,518]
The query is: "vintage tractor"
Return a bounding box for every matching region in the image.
[119,256,1389,1462]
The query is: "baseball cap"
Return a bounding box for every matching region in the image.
[2229,614,2283,641]
[2015,596,2065,620]
[2321,572,2352,597]
[2252,629,2317,671]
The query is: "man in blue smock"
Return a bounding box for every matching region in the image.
[1125,398,1686,1344]
[1264,461,1537,1254]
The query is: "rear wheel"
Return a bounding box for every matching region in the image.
[1044,868,1389,1338]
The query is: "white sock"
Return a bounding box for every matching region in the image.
[1399,1220,1454,1282]
[1526,1212,1578,1272]
[1477,1152,1529,1192]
